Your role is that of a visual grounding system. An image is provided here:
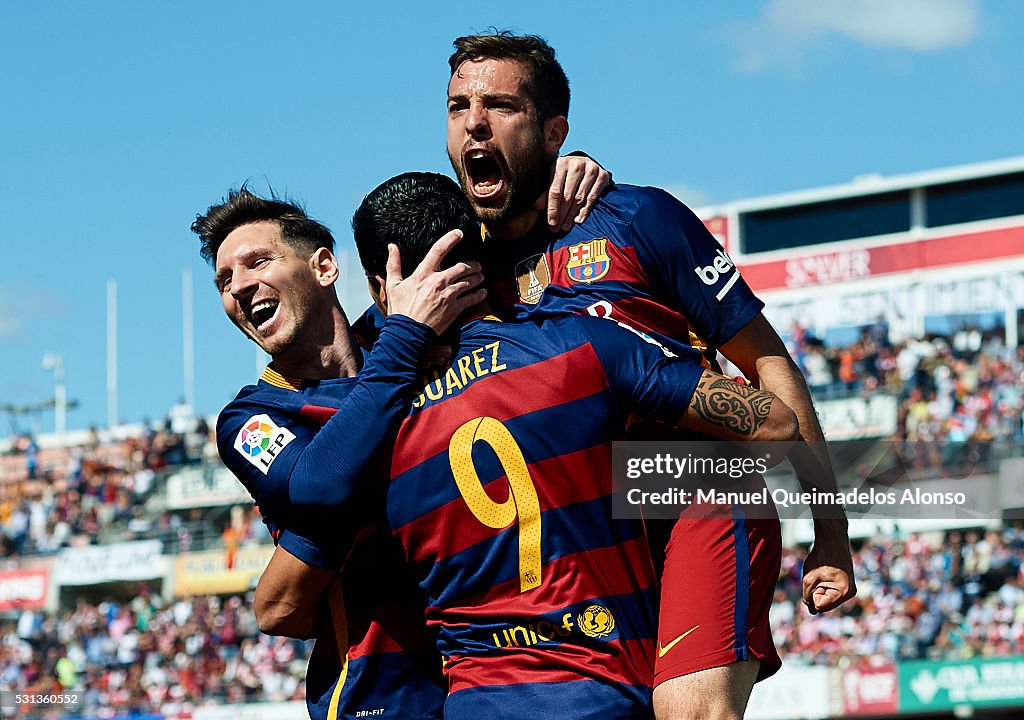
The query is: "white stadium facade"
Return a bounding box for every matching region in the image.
[697,155,1024,350]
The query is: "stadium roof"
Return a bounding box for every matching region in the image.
[696,155,1024,216]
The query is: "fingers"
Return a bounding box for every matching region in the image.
[568,162,598,223]
[434,263,483,289]
[417,229,464,274]
[428,286,488,336]
[811,585,847,613]
[384,244,403,291]
[454,287,488,310]
[437,273,486,307]
[409,265,482,306]
[803,584,838,614]
[575,167,612,225]
[824,575,857,611]
[545,156,613,232]
[545,160,569,228]
[386,248,486,334]
[801,574,817,615]
[802,567,855,615]
[441,272,485,297]
[553,161,584,231]
[802,577,829,615]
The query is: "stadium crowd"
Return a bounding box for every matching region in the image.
[4,525,1024,713]
[1,327,1020,559]
[0,328,1021,708]
[0,417,225,558]
[773,524,1024,665]
[0,593,307,714]
[789,325,1024,447]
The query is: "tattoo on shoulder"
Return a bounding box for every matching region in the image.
[692,376,773,436]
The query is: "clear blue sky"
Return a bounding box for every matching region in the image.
[2,0,1020,433]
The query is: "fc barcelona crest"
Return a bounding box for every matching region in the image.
[515,254,550,305]
[565,238,611,284]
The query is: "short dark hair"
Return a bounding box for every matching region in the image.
[352,173,481,281]
[449,31,569,121]
[191,185,334,265]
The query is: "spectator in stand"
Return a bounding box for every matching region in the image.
[801,339,833,390]
[222,506,247,570]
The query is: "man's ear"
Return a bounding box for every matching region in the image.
[367,276,387,316]
[310,248,340,287]
[543,115,569,156]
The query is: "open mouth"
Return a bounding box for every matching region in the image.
[465,149,505,200]
[250,300,280,332]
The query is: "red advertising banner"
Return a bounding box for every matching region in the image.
[0,567,49,611]
[843,660,899,716]
[738,224,1024,292]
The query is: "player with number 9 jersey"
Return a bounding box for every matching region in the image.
[483,184,784,686]
[384,312,703,719]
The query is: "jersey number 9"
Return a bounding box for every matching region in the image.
[449,416,542,593]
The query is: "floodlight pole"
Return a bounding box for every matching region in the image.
[183,268,195,412]
[107,279,118,428]
[41,353,66,435]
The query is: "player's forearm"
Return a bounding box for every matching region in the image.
[256,597,319,638]
[254,545,334,639]
[754,355,848,525]
[254,581,321,638]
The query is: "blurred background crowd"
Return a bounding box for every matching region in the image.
[0,326,1021,715]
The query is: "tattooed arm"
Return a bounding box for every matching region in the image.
[679,370,800,459]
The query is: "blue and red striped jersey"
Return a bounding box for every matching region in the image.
[485,184,764,369]
[306,529,445,720]
[216,315,445,720]
[384,314,703,719]
[217,315,434,569]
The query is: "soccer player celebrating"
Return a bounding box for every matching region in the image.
[347,171,800,718]
[194,188,482,719]
[443,32,856,720]
[194,159,613,719]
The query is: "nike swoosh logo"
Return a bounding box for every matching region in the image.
[657,625,700,658]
